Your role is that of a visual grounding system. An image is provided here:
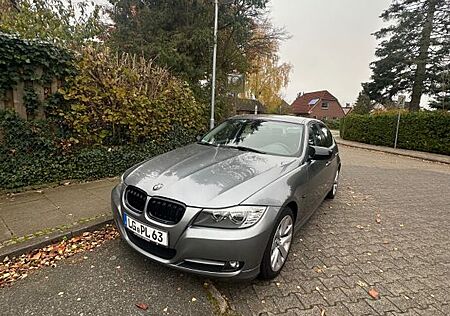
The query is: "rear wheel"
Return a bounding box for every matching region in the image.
[259,208,294,280]
[326,168,339,199]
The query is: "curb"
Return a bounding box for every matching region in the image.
[0,215,113,261]
[335,139,449,165]
[204,281,231,315]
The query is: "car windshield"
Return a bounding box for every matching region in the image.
[199,119,304,157]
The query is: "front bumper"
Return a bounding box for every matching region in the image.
[111,184,279,279]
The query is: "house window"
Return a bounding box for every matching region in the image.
[321,102,329,109]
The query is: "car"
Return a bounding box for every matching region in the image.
[111,115,341,279]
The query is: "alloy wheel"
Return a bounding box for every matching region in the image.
[332,169,339,196]
[270,215,293,272]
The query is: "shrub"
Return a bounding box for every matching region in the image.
[57,46,206,146]
[0,111,201,190]
[322,118,340,130]
[340,111,450,155]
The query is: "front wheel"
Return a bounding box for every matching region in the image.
[259,208,294,280]
[326,168,340,199]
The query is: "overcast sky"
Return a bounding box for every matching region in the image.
[269,0,392,105]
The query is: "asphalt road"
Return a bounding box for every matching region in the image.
[0,239,214,316]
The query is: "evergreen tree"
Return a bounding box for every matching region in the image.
[107,0,276,89]
[429,70,450,110]
[364,0,450,111]
[352,90,372,114]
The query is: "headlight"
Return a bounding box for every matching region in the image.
[194,206,267,229]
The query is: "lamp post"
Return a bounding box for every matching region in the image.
[210,0,219,130]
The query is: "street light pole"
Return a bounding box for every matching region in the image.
[210,0,219,130]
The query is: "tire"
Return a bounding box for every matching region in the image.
[326,168,340,199]
[259,208,294,280]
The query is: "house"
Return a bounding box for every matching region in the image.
[233,98,266,115]
[291,90,345,120]
[276,99,292,115]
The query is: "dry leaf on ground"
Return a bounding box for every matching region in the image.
[136,303,149,310]
[368,288,380,300]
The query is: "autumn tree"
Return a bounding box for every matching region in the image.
[363,0,450,111]
[243,19,291,113]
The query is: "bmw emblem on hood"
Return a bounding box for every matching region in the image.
[153,183,164,191]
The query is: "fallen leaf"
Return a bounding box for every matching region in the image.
[191,297,197,302]
[368,288,380,300]
[321,309,326,316]
[163,307,168,312]
[30,252,42,261]
[136,303,149,310]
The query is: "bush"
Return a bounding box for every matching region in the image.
[340,111,450,155]
[57,46,206,146]
[322,118,340,130]
[0,111,201,190]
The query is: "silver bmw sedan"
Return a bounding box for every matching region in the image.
[111,115,340,279]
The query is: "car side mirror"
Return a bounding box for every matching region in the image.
[309,146,332,160]
[196,135,202,142]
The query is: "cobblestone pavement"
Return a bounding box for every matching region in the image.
[217,146,450,316]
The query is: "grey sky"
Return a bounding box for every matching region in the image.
[269,0,392,105]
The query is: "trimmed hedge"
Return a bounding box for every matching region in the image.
[0,111,202,190]
[340,111,450,155]
[322,118,340,130]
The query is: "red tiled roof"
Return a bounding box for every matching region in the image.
[291,90,339,114]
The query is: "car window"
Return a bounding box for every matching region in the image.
[201,119,305,157]
[319,125,333,147]
[309,123,333,148]
[309,124,324,146]
[308,126,315,146]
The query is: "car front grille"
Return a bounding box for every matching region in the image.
[125,186,147,213]
[147,198,186,224]
[126,230,176,260]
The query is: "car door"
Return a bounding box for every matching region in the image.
[305,123,329,212]
[316,123,338,191]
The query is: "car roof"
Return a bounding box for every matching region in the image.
[230,114,321,125]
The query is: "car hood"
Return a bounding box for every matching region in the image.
[125,143,299,208]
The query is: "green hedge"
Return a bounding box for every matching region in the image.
[322,118,340,130]
[0,111,202,190]
[340,111,450,155]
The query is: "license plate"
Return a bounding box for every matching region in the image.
[123,213,169,247]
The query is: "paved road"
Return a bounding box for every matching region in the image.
[0,239,214,316]
[1,146,449,315]
[217,146,450,315]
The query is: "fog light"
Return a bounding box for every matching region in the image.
[228,261,239,268]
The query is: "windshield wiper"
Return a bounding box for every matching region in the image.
[226,145,266,154]
[197,141,218,147]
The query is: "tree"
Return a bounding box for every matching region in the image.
[242,18,292,112]
[429,70,450,110]
[0,0,106,49]
[352,90,373,114]
[363,0,450,111]
[244,52,292,112]
[107,0,279,90]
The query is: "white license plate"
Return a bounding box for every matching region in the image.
[123,213,169,247]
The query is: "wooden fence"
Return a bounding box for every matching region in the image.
[0,68,59,120]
